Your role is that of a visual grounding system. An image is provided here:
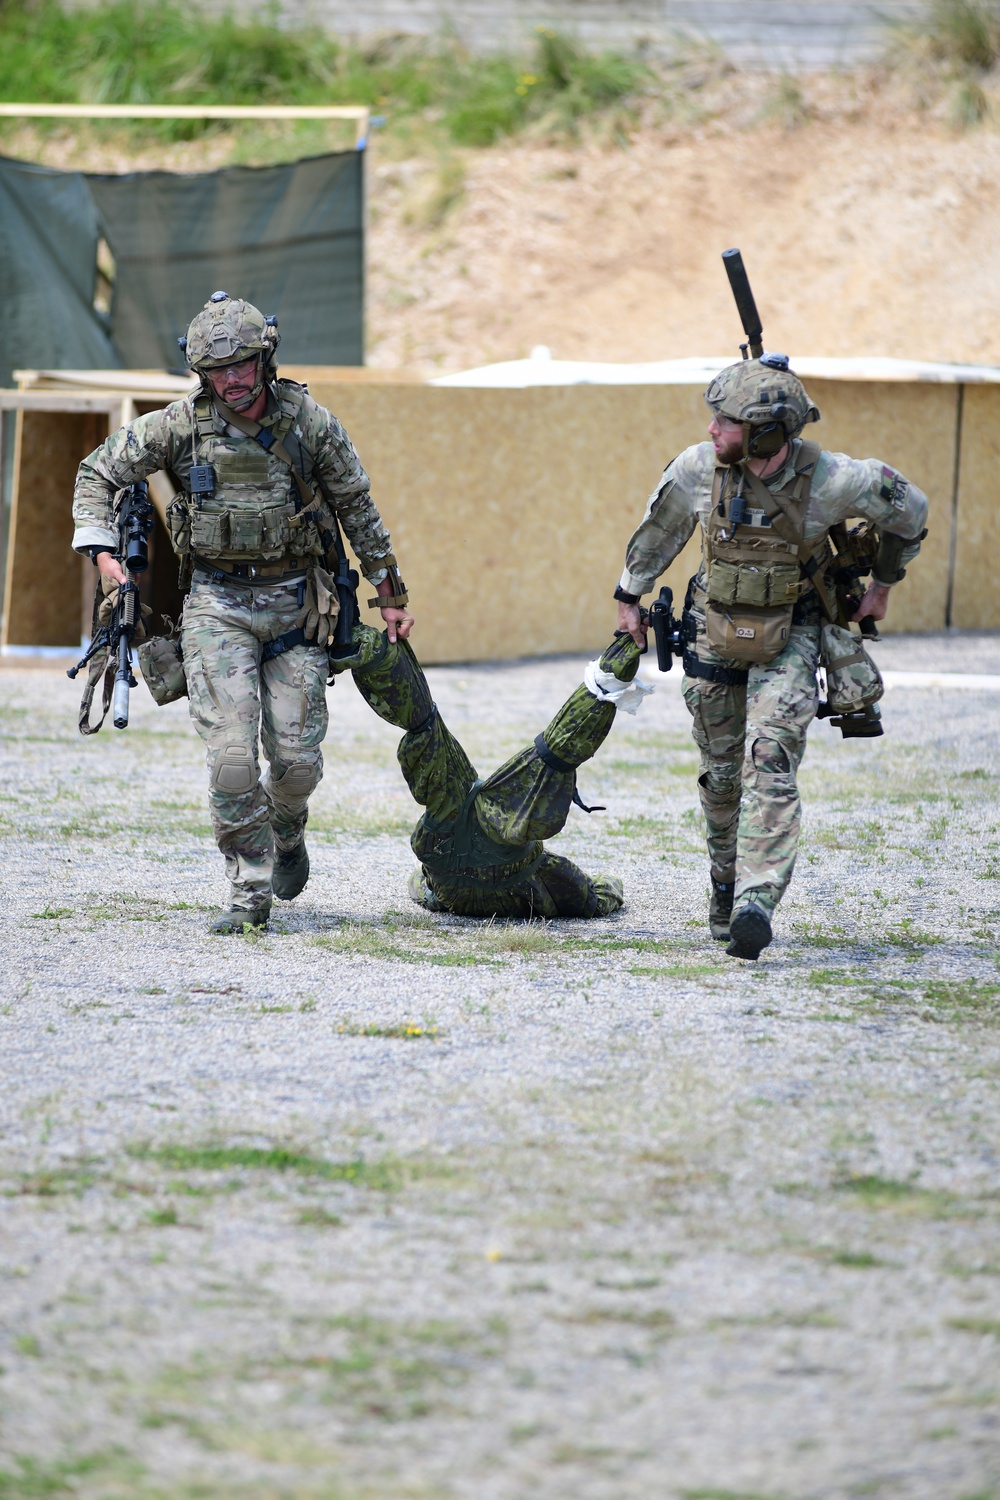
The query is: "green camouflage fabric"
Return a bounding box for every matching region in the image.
[72,380,393,584]
[619,438,928,601]
[682,598,821,920]
[334,627,640,919]
[183,576,329,915]
[184,294,275,371]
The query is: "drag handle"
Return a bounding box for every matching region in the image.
[722,248,763,358]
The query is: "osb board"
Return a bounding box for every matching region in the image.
[310,379,954,661]
[804,380,956,634]
[3,410,95,647]
[951,385,1000,630]
[308,380,710,663]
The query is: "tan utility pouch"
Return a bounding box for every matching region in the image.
[137,618,187,706]
[820,622,883,714]
[705,601,794,663]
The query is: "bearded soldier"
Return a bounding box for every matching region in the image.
[615,354,928,960]
[72,292,412,933]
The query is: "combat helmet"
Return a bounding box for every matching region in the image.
[704,353,820,459]
[178,291,280,395]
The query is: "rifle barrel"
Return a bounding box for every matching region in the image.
[722,248,763,359]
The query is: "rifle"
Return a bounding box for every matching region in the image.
[68,481,155,732]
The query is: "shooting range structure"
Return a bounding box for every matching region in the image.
[1,355,996,663]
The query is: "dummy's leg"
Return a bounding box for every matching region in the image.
[476,632,643,846]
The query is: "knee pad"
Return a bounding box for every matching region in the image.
[210,743,256,795]
[750,737,790,775]
[272,758,320,796]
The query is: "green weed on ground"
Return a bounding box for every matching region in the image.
[126,1143,399,1189]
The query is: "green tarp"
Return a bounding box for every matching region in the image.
[0,149,364,388]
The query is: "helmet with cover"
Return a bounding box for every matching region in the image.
[704,353,820,458]
[178,291,280,398]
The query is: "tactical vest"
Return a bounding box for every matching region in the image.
[166,380,324,570]
[702,439,832,664]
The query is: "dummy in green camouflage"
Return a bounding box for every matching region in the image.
[334,627,641,919]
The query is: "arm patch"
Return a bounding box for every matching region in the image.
[879,465,909,510]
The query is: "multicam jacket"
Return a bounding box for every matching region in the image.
[618,439,929,599]
[72,379,394,582]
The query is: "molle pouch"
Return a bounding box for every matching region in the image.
[166,499,191,556]
[734,564,769,608]
[706,558,740,607]
[705,602,794,664]
[189,509,229,554]
[137,622,187,706]
[767,563,804,606]
[227,509,264,553]
[261,504,295,556]
[820,622,884,714]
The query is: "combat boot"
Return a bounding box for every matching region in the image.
[208,901,271,935]
[726,902,772,961]
[273,840,309,901]
[709,876,735,941]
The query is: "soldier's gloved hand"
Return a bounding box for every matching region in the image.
[295,566,341,647]
[97,579,153,642]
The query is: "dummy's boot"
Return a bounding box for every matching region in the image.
[273,840,309,901]
[709,875,735,942]
[726,902,772,960]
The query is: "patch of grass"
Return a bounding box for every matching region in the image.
[296,1206,343,1228]
[832,1173,961,1216]
[30,906,73,920]
[127,1142,400,1190]
[12,1161,99,1197]
[629,962,723,980]
[337,1020,439,1039]
[681,1490,784,1500]
[14,1335,41,1357]
[828,1249,887,1268]
[145,1203,180,1227]
[922,978,1000,1019]
[948,1317,1000,1337]
[0,1451,132,1498]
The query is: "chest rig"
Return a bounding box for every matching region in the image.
[702,439,834,663]
[166,380,325,575]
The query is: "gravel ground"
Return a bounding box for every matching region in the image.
[2,630,999,1500]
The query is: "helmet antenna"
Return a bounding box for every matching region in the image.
[722,248,764,361]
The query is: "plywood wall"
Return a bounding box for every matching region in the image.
[4,375,986,658]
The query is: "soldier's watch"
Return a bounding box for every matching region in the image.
[614,585,641,605]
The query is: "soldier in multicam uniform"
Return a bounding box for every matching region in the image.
[72,292,413,933]
[331,622,649,918]
[615,354,928,960]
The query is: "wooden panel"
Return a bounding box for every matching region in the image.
[952,384,1000,630]
[804,380,956,635]
[3,411,90,647]
[308,380,710,663]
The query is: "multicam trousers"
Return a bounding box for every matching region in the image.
[182,575,329,912]
[682,621,821,918]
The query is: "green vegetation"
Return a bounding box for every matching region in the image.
[126,1142,399,1189]
[888,0,1000,123]
[0,0,651,150]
